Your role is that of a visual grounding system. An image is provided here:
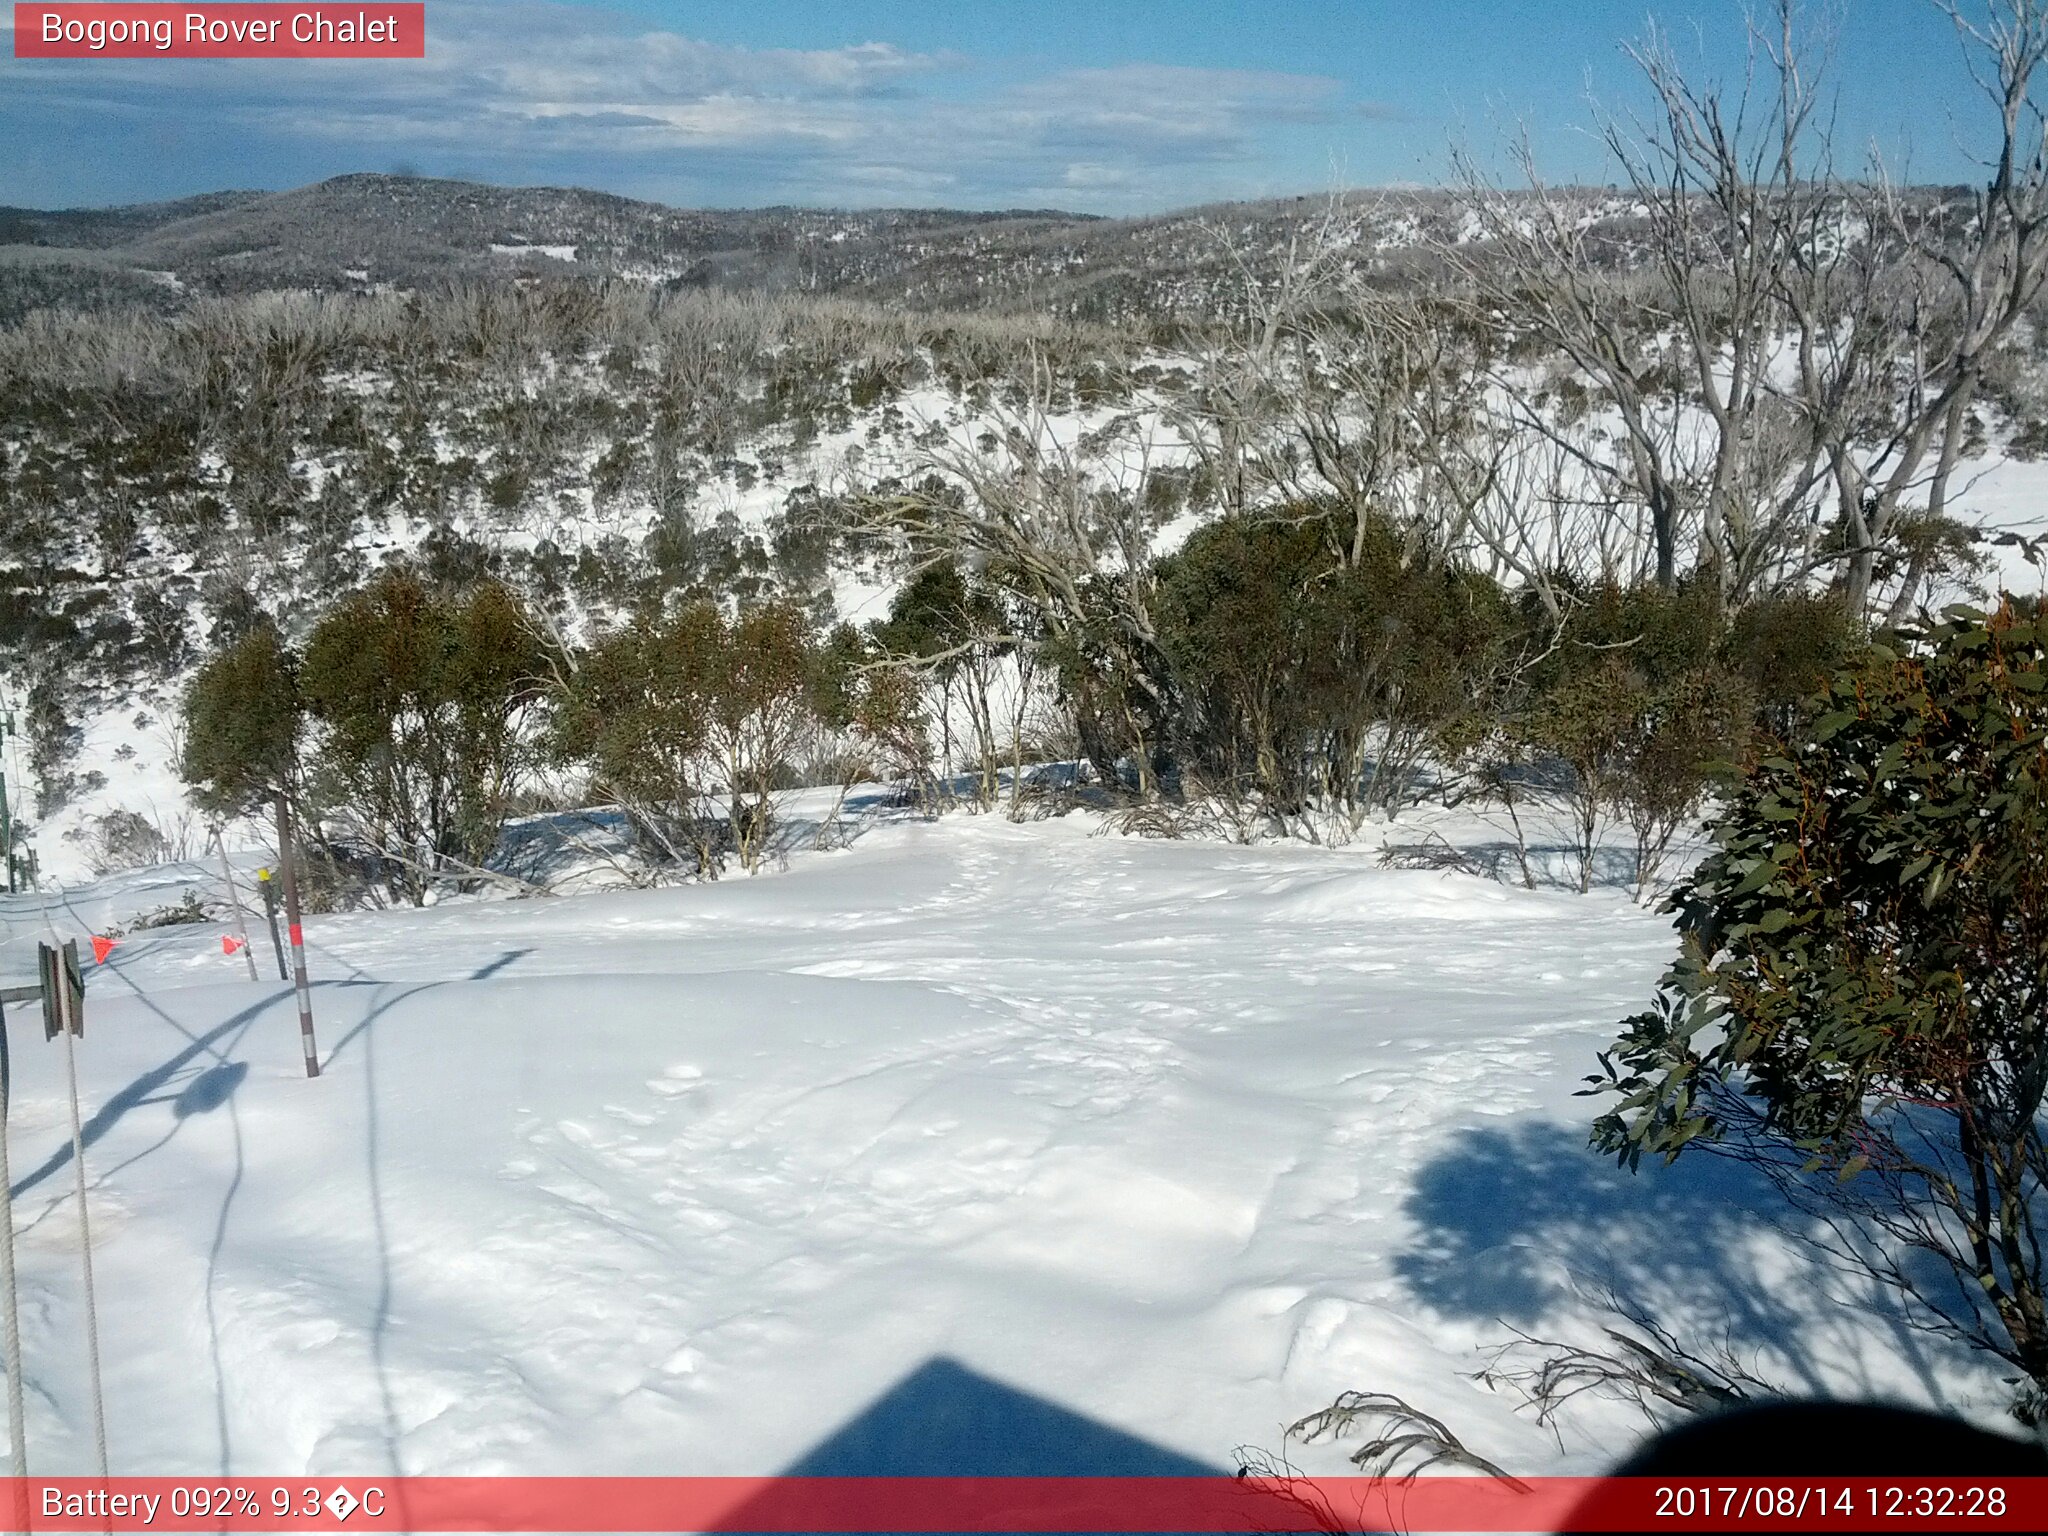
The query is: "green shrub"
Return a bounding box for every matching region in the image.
[299,570,545,903]
[552,598,820,875]
[183,619,303,818]
[1590,601,2048,1412]
[1155,509,1512,818]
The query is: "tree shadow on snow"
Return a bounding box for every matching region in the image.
[4,983,273,1473]
[1393,1120,1964,1406]
[469,949,531,981]
[8,992,279,1198]
[13,972,429,1479]
[495,793,931,885]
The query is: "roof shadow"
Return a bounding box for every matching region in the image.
[712,1356,1231,1535]
[777,1356,1218,1478]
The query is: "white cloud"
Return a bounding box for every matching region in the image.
[1062,164,1133,190]
[0,1,1391,211]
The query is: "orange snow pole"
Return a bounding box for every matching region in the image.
[276,797,321,1078]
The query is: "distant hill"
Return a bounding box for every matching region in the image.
[0,189,266,249]
[0,173,1520,323]
[4,171,1936,325]
[0,174,1104,318]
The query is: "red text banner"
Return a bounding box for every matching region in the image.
[13,5,426,59]
[2,1476,2046,1532]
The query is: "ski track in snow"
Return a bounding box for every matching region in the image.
[0,813,2012,1478]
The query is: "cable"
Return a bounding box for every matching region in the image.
[60,1000,111,1484]
[0,994,31,1501]
[3,691,111,1489]
[35,899,112,1487]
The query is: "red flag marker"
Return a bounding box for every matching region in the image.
[222,935,246,956]
[89,935,117,964]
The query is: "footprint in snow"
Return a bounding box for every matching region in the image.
[661,1345,704,1376]
[648,1064,704,1097]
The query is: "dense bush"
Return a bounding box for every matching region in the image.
[1720,591,1864,728]
[181,573,547,905]
[812,622,934,806]
[550,597,826,876]
[172,501,1862,905]
[876,562,1015,808]
[299,570,548,903]
[181,618,302,815]
[1504,582,1753,893]
[1156,510,1513,822]
[1155,515,1330,810]
[1590,602,2048,1412]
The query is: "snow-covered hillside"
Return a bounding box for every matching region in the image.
[4,352,1193,890]
[0,807,2010,1479]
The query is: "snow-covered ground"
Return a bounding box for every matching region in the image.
[1950,452,2048,597]
[0,805,2014,1481]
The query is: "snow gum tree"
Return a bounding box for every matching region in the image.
[857,354,1174,797]
[1450,0,2048,619]
[874,562,1015,810]
[1589,602,2048,1414]
[298,570,546,903]
[552,598,821,877]
[179,617,304,817]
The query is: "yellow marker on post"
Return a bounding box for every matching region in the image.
[256,866,289,982]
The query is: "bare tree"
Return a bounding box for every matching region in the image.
[1447,12,1821,604]
[860,352,1177,794]
[1173,200,1491,572]
[1842,0,2048,616]
[1445,0,2048,619]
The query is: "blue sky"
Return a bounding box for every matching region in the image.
[0,1,2001,213]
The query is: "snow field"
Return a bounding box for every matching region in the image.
[0,810,2014,1483]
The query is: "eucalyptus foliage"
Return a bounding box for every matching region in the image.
[1589,603,2048,1404]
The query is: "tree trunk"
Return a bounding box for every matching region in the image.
[1650,479,1679,590]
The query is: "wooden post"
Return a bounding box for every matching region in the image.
[257,868,288,982]
[215,830,260,983]
[1,764,15,895]
[276,798,321,1078]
